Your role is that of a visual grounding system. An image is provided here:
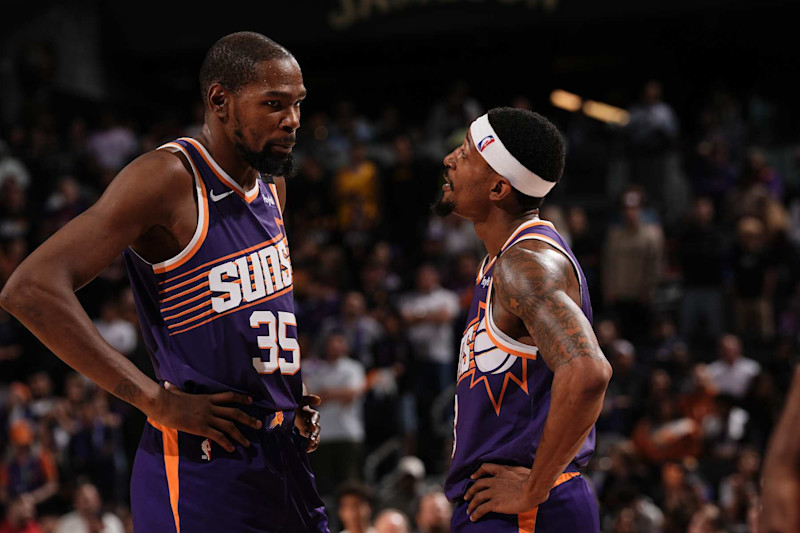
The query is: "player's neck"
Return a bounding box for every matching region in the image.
[474,209,540,258]
[196,126,260,191]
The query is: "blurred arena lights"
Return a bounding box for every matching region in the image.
[550,89,583,112]
[550,89,630,126]
[581,100,630,126]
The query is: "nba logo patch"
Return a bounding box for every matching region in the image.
[478,135,495,152]
[201,438,211,461]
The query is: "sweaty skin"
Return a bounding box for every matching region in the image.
[0,57,320,454]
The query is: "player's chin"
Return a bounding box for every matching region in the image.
[431,195,456,217]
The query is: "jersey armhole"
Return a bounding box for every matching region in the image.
[130,142,209,273]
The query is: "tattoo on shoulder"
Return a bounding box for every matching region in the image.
[494,245,605,371]
[114,379,141,404]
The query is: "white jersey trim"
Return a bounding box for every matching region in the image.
[485,279,539,358]
[147,142,207,272]
[181,137,260,199]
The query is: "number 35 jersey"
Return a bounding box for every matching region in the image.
[123,138,302,412]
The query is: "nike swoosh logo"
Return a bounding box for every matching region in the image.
[210,189,235,202]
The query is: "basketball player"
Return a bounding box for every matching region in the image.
[435,108,612,532]
[0,32,329,531]
[760,366,800,532]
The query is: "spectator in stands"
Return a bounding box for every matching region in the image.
[707,334,761,399]
[399,265,459,473]
[729,217,777,342]
[318,291,384,368]
[631,397,702,465]
[677,197,727,351]
[85,110,138,179]
[0,419,58,509]
[0,178,31,243]
[54,480,124,533]
[336,481,375,533]
[334,141,382,240]
[414,491,452,533]
[425,80,482,159]
[373,508,411,533]
[0,496,43,533]
[376,456,427,523]
[305,332,367,497]
[602,186,664,343]
[624,80,680,212]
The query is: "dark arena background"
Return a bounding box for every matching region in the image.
[1,1,798,531]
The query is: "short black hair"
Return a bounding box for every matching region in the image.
[199,32,293,100]
[336,480,375,508]
[487,107,566,211]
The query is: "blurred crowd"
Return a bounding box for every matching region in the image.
[1,40,800,533]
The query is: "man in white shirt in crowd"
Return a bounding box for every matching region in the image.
[304,332,366,498]
[399,265,460,473]
[707,333,761,398]
[55,481,124,533]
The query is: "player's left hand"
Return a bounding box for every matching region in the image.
[464,463,545,522]
[295,394,321,453]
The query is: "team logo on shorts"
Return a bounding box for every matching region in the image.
[201,438,212,461]
[477,135,495,152]
[270,411,284,429]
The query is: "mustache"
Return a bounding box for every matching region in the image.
[272,135,296,145]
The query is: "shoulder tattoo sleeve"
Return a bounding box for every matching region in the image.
[493,244,604,372]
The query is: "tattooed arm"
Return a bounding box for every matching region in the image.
[464,241,611,520]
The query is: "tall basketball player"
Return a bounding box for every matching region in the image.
[0,32,329,532]
[435,108,612,532]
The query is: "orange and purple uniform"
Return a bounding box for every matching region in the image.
[446,219,600,532]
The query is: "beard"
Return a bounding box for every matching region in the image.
[233,128,298,179]
[431,196,456,217]
[431,187,456,217]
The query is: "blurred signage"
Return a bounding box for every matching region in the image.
[328,0,561,30]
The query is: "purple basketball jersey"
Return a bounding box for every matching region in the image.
[123,137,302,412]
[445,219,595,501]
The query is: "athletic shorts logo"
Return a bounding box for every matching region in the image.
[210,189,235,202]
[201,438,212,461]
[270,411,284,429]
[478,135,495,152]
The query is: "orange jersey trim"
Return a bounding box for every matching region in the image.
[158,233,285,288]
[151,144,210,275]
[518,508,538,533]
[148,419,181,532]
[516,473,579,533]
[181,138,260,204]
[484,321,538,360]
[168,285,293,335]
[482,220,556,274]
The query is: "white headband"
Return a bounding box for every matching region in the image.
[469,114,556,198]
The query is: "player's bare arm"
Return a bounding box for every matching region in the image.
[0,150,262,453]
[464,240,612,520]
[760,366,800,533]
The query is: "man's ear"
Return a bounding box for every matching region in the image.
[488,177,514,202]
[208,84,230,123]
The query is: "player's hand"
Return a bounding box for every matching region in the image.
[295,394,322,453]
[464,464,544,522]
[149,382,263,453]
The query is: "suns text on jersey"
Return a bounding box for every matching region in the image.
[207,239,292,313]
